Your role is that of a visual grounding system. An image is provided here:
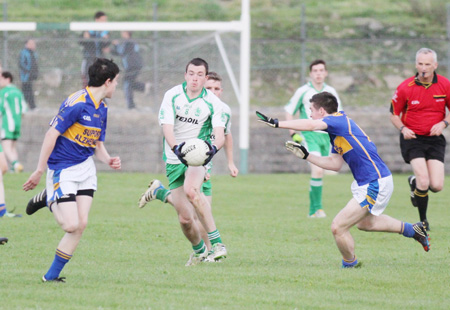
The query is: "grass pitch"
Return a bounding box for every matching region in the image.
[1,172,449,309]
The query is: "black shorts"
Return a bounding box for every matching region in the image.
[400,134,446,164]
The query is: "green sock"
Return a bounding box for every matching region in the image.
[309,178,323,215]
[193,240,206,254]
[156,188,170,203]
[208,229,222,246]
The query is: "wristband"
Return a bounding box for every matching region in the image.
[443,120,449,128]
[399,126,405,132]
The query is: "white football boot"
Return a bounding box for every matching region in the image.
[138,179,163,208]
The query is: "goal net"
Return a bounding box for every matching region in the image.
[0,16,250,174]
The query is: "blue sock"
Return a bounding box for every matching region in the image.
[0,204,6,217]
[44,249,72,280]
[342,256,358,268]
[401,222,415,238]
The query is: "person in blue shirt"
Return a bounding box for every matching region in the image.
[256,92,430,268]
[23,58,121,282]
[18,39,38,110]
[111,31,148,109]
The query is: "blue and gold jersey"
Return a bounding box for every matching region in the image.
[47,87,107,170]
[323,111,391,186]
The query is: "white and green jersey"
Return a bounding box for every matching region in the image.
[159,82,226,164]
[0,84,26,133]
[284,82,341,134]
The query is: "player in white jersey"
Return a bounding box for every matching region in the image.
[138,71,237,262]
[155,58,227,266]
[284,59,342,218]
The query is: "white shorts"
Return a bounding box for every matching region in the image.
[46,157,97,205]
[351,175,393,216]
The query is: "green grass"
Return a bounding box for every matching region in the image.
[2,172,449,309]
[6,0,450,38]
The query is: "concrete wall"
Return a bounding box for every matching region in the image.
[18,107,450,174]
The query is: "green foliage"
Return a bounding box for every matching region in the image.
[2,172,449,309]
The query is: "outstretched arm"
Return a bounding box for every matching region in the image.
[286,141,344,171]
[256,111,327,131]
[307,153,344,171]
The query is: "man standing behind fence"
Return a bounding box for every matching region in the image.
[111,31,149,109]
[284,59,342,218]
[19,39,38,110]
[79,11,110,87]
[390,47,450,231]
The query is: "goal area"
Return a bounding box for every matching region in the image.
[0,0,250,173]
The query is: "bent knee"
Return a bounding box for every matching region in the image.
[61,222,80,233]
[178,214,195,227]
[185,187,201,203]
[429,184,443,193]
[331,221,342,236]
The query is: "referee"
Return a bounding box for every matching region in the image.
[390,47,450,231]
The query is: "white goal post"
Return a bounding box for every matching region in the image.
[0,0,251,174]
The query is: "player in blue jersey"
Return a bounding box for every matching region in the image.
[257,92,430,268]
[23,58,121,282]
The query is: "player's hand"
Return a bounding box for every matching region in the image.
[429,121,446,136]
[256,111,279,128]
[173,143,188,166]
[228,162,239,177]
[204,140,218,166]
[285,141,309,159]
[23,170,43,191]
[109,156,121,170]
[400,126,416,140]
[291,132,304,144]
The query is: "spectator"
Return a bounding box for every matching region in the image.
[79,11,110,87]
[111,31,149,109]
[19,39,38,110]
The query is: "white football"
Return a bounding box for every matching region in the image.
[181,138,210,166]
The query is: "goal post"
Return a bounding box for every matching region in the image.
[0,0,250,174]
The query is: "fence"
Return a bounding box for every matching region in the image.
[3,4,450,173]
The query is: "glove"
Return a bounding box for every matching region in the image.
[203,140,218,166]
[172,142,188,166]
[285,141,309,159]
[291,132,304,144]
[256,111,279,128]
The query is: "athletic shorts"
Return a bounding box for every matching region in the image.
[202,166,212,196]
[351,175,393,216]
[302,131,331,156]
[166,163,209,194]
[1,125,21,140]
[46,157,97,205]
[400,134,446,164]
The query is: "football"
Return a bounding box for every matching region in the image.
[181,138,210,166]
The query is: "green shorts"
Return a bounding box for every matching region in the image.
[166,163,211,195]
[302,131,331,157]
[1,126,21,140]
[202,167,212,196]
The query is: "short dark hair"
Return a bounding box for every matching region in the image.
[94,11,106,20]
[309,59,326,71]
[88,58,119,87]
[207,71,222,82]
[1,71,13,82]
[185,58,208,75]
[310,92,338,114]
